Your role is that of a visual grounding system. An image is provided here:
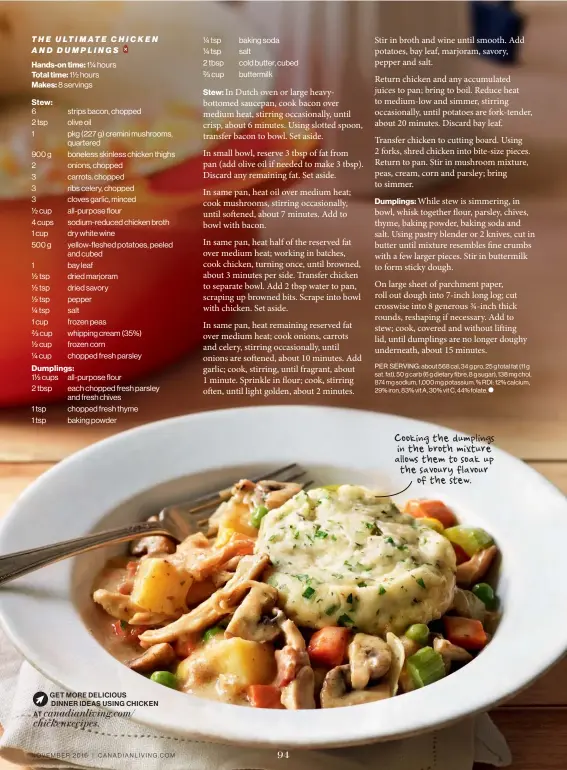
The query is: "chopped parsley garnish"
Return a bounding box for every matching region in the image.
[385,536,395,546]
[347,593,354,604]
[397,544,408,551]
[331,534,338,541]
[268,534,278,542]
[302,586,316,600]
[120,620,128,630]
[314,529,328,539]
[416,577,426,589]
[365,522,383,536]
[337,613,354,627]
[378,585,387,595]
[325,603,339,616]
[294,574,310,582]
[357,581,368,587]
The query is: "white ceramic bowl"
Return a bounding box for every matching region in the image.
[0,406,566,748]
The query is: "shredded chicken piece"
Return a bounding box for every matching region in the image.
[224,584,279,642]
[211,571,234,588]
[456,545,498,587]
[129,611,175,626]
[280,618,307,651]
[127,643,176,673]
[138,554,270,646]
[170,532,254,581]
[93,589,139,622]
[400,635,421,658]
[433,636,473,667]
[451,588,487,621]
[275,617,315,708]
[222,556,243,572]
[281,666,316,710]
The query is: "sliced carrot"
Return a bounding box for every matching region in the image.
[174,634,200,658]
[307,627,350,668]
[443,616,487,651]
[451,543,470,565]
[248,684,283,709]
[111,620,149,642]
[404,500,457,529]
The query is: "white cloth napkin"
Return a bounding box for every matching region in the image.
[0,628,511,770]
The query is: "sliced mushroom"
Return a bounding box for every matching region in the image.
[451,587,487,622]
[138,554,270,645]
[348,633,392,690]
[281,666,316,710]
[483,610,501,635]
[385,632,406,696]
[433,636,473,673]
[224,584,280,641]
[320,665,391,708]
[456,545,498,587]
[253,480,303,510]
[233,479,256,497]
[130,516,177,557]
[127,643,176,673]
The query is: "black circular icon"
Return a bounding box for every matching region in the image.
[33,692,48,707]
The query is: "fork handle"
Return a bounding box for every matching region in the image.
[0,521,171,587]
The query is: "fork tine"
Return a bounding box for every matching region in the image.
[171,463,306,517]
[194,477,315,532]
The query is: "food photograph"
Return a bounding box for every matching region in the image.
[0,1,566,769]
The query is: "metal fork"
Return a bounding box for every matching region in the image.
[0,463,310,587]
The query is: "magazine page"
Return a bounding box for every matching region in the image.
[0,1,565,768]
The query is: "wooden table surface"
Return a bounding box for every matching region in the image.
[1,2,566,767]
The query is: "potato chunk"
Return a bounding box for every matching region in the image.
[178,638,276,690]
[130,558,190,615]
[208,638,276,686]
[215,501,257,545]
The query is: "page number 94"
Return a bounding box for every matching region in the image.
[277,751,289,759]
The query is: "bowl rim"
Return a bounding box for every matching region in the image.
[1,405,567,748]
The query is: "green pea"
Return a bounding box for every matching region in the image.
[251,505,269,528]
[150,671,178,689]
[472,583,499,610]
[405,623,430,646]
[202,625,225,643]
